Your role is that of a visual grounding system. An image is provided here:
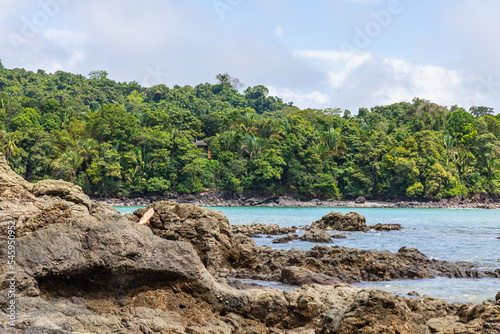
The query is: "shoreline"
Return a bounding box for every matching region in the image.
[93,191,500,209]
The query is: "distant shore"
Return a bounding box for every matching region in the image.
[93,191,500,209]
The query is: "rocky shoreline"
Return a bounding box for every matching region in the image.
[93,191,500,209]
[1,153,500,333]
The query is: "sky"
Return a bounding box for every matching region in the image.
[1,0,499,113]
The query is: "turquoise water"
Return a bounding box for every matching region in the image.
[116,206,500,303]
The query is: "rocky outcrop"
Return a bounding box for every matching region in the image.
[1,153,499,333]
[368,223,403,231]
[273,233,300,244]
[232,245,500,284]
[311,211,367,231]
[355,196,366,204]
[232,222,297,235]
[310,211,403,232]
[132,201,259,273]
[300,229,332,243]
[0,153,123,242]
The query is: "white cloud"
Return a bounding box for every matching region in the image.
[268,86,330,109]
[293,49,468,111]
[274,25,284,38]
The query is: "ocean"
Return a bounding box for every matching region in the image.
[116,206,500,304]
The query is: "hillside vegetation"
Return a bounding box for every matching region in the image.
[1,63,499,200]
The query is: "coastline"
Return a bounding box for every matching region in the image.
[93,191,500,209]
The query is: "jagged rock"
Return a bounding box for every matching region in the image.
[232,244,498,284]
[133,201,259,272]
[300,229,332,243]
[273,233,299,244]
[232,222,297,235]
[32,179,92,210]
[311,211,367,231]
[355,196,366,204]
[281,266,338,286]
[368,223,402,231]
[0,153,33,192]
[17,202,72,237]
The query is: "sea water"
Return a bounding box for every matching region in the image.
[116,206,500,304]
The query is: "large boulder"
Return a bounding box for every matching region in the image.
[311,211,367,231]
[133,201,259,272]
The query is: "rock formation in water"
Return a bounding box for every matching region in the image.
[310,210,402,232]
[1,152,499,333]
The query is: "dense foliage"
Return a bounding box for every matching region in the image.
[1,62,499,200]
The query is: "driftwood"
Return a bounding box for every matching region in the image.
[137,207,154,225]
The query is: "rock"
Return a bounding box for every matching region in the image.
[332,233,347,239]
[354,196,366,204]
[311,211,367,231]
[367,223,402,231]
[232,223,297,235]
[0,152,33,192]
[232,244,496,284]
[32,179,93,211]
[496,291,500,305]
[133,201,258,272]
[273,233,299,244]
[17,202,72,237]
[300,229,332,243]
[281,266,339,286]
[408,291,420,297]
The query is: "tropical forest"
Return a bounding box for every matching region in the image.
[1,62,499,200]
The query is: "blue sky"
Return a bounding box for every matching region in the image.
[1,0,499,113]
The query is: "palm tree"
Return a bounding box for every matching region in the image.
[51,150,85,182]
[321,127,348,159]
[76,138,99,168]
[232,112,258,134]
[258,119,284,140]
[443,134,456,166]
[1,132,20,160]
[241,134,267,160]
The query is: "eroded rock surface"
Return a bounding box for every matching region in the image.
[232,222,297,235]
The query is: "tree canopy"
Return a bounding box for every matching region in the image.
[0,66,499,200]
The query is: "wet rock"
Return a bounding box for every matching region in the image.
[367,223,402,231]
[331,233,347,239]
[281,266,338,286]
[232,244,497,284]
[311,211,367,231]
[232,223,297,235]
[300,229,332,243]
[355,196,366,204]
[273,233,299,244]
